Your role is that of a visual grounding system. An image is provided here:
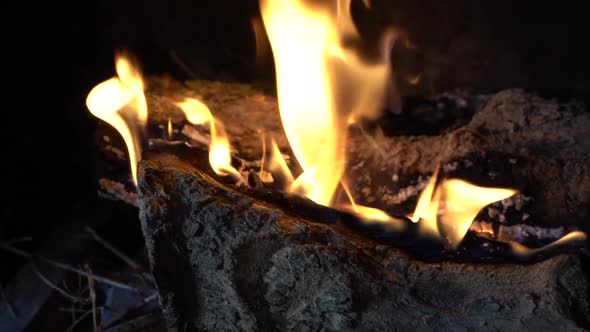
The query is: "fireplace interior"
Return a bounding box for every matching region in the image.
[2,0,590,331]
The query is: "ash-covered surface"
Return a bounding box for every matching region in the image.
[347,89,590,230]
[138,159,590,331]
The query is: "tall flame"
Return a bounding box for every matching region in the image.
[260,0,394,206]
[86,54,147,184]
[412,170,517,248]
[176,98,241,180]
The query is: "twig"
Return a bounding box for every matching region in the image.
[169,50,198,79]
[58,307,92,313]
[30,261,79,302]
[0,284,17,319]
[6,237,32,245]
[143,292,158,304]
[85,227,141,270]
[0,241,142,293]
[67,309,93,332]
[85,264,98,332]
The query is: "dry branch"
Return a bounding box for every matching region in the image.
[0,242,142,293]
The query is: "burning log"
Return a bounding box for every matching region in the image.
[138,158,589,331]
[97,78,589,244]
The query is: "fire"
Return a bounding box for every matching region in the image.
[412,170,517,248]
[267,138,295,185]
[509,231,587,258]
[176,98,241,180]
[167,117,173,140]
[86,54,147,184]
[260,0,395,207]
[85,8,582,256]
[341,180,405,230]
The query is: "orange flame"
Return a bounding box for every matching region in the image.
[86,54,147,184]
[267,138,295,185]
[176,98,241,180]
[412,170,517,248]
[167,117,173,140]
[260,0,395,207]
[341,180,405,231]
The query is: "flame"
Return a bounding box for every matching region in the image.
[176,98,241,179]
[251,17,270,68]
[440,179,516,247]
[260,0,395,206]
[509,231,587,258]
[167,117,173,140]
[410,169,440,237]
[86,54,147,184]
[267,138,295,185]
[341,180,405,230]
[412,170,517,248]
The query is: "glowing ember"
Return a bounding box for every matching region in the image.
[260,0,395,206]
[86,54,147,185]
[412,170,517,248]
[176,98,241,180]
[406,73,422,85]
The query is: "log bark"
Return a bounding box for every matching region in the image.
[137,158,590,331]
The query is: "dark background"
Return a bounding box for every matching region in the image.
[4,0,589,256]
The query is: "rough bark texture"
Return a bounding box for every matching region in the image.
[138,159,590,331]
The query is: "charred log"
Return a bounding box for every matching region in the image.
[138,159,589,331]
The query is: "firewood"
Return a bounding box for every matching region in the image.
[137,158,590,331]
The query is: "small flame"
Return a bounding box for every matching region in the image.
[341,180,405,230]
[440,179,517,247]
[267,138,295,186]
[86,54,147,185]
[176,98,241,179]
[509,231,587,258]
[260,0,395,206]
[251,17,270,69]
[410,169,440,236]
[167,117,173,140]
[344,204,405,231]
[412,170,517,248]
